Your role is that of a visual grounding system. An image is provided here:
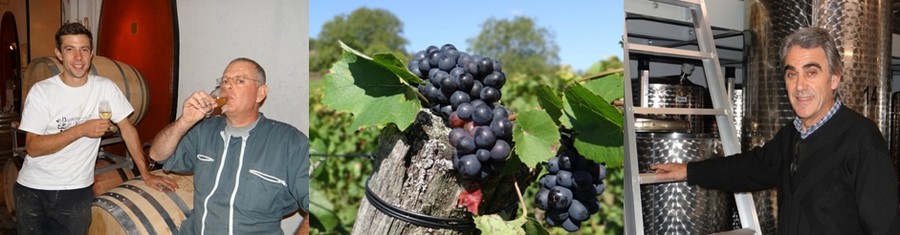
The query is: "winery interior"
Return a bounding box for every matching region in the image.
[0,0,307,234]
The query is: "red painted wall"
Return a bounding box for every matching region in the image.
[97,0,175,146]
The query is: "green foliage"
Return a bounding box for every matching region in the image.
[311,7,409,73]
[321,42,422,131]
[467,16,560,76]
[512,110,561,167]
[474,213,528,235]
[309,78,378,234]
[562,83,624,167]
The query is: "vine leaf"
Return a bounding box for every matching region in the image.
[563,83,624,167]
[582,72,624,102]
[457,188,483,215]
[535,85,563,126]
[473,213,527,235]
[522,217,550,235]
[372,53,426,86]
[310,187,340,230]
[322,41,422,131]
[513,109,561,168]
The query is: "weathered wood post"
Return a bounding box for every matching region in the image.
[352,111,537,234]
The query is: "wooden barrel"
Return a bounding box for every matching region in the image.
[22,56,149,125]
[2,157,21,220]
[93,156,136,195]
[89,171,194,235]
[0,112,17,161]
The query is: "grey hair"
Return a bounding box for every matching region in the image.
[229,57,267,85]
[780,27,842,97]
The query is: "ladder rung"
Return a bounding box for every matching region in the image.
[651,0,701,8]
[710,229,757,235]
[634,107,727,115]
[629,44,713,60]
[639,173,684,185]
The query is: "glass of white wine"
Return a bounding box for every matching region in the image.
[99,100,112,120]
[206,87,227,117]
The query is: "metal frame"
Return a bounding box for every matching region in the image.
[623,0,761,234]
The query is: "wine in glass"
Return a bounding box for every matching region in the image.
[99,100,112,120]
[207,87,227,117]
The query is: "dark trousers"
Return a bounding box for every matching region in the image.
[13,183,93,235]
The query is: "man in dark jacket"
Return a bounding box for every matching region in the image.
[652,27,900,234]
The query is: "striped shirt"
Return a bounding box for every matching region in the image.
[793,100,842,139]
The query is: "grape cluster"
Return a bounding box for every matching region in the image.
[534,142,607,232]
[407,44,513,180]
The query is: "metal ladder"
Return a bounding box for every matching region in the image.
[622,0,761,234]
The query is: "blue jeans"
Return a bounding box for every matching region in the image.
[13,183,93,235]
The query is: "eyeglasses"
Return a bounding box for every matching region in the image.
[216,76,262,87]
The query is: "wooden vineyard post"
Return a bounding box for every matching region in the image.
[352,111,538,234]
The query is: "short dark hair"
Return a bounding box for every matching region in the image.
[229,57,267,85]
[55,22,93,51]
[780,27,843,77]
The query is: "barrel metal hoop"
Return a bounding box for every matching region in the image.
[122,183,178,232]
[94,196,140,235]
[164,187,193,219]
[102,191,158,235]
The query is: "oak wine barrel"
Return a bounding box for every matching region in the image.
[89,171,194,235]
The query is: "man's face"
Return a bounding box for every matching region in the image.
[783,46,840,127]
[218,61,267,116]
[54,34,93,80]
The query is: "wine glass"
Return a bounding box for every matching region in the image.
[206,87,227,117]
[98,100,112,120]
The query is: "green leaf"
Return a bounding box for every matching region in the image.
[535,85,563,126]
[372,52,426,86]
[513,109,561,168]
[522,217,550,235]
[563,83,624,167]
[322,42,422,131]
[310,187,340,231]
[583,73,624,102]
[474,214,527,235]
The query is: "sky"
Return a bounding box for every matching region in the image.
[309,1,624,73]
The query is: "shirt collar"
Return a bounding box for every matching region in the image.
[793,100,841,139]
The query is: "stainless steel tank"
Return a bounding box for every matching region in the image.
[891,92,900,188]
[632,76,712,134]
[637,133,733,234]
[744,0,891,233]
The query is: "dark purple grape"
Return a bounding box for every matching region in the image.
[572,171,593,190]
[556,170,573,187]
[441,44,460,60]
[475,149,491,162]
[427,50,442,67]
[458,73,475,91]
[470,99,486,109]
[457,136,476,155]
[473,127,496,149]
[456,103,474,120]
[469,80,483,100]
[449,128,467,147]
[425,45,439,54]
[457,53,473,68]
[465,60,479,76]
[492,106,509,121]
[546,216,562,227]
[429,70,446,85]
[490,139,510,161]
[490,118,513,140]
[450,91,470,109]
[408,59,423,78]
[477,57,494,76]
[535,188,550,210]
[438,56,456,71]
[549,210,569,221]
[558,154,573,170]
[472,105,493,126]
[487,159,505,174]
[597,163,607,182]
[547,157,560,173]
[418,59,431,76]
[539,174,557,189]
[586,200,600,214]
[457,154,481,178]
[492,59,502,72]
[440,105,452,117]
[483,71,506,89]
[449,67,466,79]
[452,152,460,168]
[594,183,606,196]
[561,218,581,232]
[412,50,425,60]
[548,186,573,210]
[480,86,501,104]
[440,76,458,95]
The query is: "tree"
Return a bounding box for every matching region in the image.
[467,16,560,76]
[310,7,408,73]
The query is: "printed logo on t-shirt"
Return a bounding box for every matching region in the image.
[56,116,86,131]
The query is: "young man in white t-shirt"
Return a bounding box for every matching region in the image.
[15,22,176,235]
